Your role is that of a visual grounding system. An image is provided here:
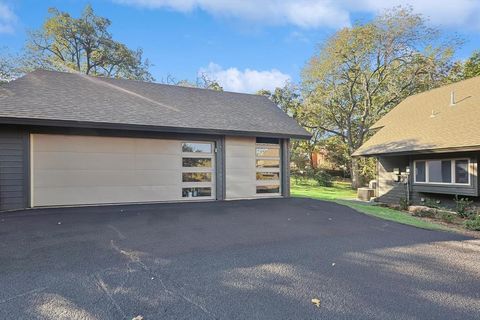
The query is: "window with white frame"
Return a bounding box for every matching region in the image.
[414,159,470,185]
[181,142,215,198]
[255,140,281,195]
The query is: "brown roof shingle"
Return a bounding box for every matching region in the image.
[354,76,480,156]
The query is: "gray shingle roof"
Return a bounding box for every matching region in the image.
[0,70,310,139]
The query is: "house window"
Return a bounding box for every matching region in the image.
[181,141,215,198]
[414,159,470,185]
[255,142,281,195]
[428,160,451,183]
[415,161,426,182]
[455,160,469,184]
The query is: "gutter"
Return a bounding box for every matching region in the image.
[0,117,312,140]
[353,145,480,157]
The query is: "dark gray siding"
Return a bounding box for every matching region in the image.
[281,138,290,197]
[377,151,480,206]
[0,128,28,211]
[376,156,409,204]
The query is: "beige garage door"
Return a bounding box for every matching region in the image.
[31,134,215,207]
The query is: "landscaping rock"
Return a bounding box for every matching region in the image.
[408,206,437,215]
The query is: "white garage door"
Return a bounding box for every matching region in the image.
[31,134,215,207]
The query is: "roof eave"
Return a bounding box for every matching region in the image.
[0,117,311,140]
[353,145,480,157]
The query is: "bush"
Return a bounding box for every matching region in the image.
[422,197,441,209]
[454,195,474,218]
[465,215,480,231]
[399,197,409,211]
[413,208,436,218]
[436,211,455,223]
[314,170,333,187]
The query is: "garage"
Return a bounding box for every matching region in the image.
[31,134,216,207]
[0,70,310,211]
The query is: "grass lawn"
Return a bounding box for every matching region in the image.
[291,178,450,231]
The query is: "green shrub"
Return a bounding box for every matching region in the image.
[454,195,474,218]
[465,215,480,231]
[436,211,455,223]
[314,170,333,187]
[413,208,436,218]
[423,197,441,209]
[399,197,409,211]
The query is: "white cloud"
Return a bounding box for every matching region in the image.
[198,62,291,93]
[114,0,480,30]
[360,0,480,31]
[114,0,351,29]
[0,2,17,34]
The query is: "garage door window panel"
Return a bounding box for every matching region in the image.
[182,187,211,198]
[182,172,212,182]
[181,141,215,199]
[182,157,212,168]
[255,143,280,195]
[182,142,212,154]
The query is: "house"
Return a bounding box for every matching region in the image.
[0,70,310,211]
[353,76,480,206]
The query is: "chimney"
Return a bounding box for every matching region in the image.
[450,91,456,106]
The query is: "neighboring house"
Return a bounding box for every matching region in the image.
[354,76,480,206]
[311,149,340,171]
[0,70,310,211]
[290,149,337,171]
[311,150,329,169]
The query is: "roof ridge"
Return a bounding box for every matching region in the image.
[31,69,267,98]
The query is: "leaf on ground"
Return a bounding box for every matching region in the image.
[311,298,321,308]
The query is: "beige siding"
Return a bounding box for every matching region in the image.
[377,156,409,203]
[31,134,202,206]
[225,136,256,199]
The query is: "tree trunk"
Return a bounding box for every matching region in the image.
[309,152,315,169]
[350,156,361,189]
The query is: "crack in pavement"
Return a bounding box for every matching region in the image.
[107,224,127,240]
[0,287,48,304]
[110,240,218,319]
[94,274,127,320]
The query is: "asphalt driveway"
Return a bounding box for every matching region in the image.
[1,198,479,320]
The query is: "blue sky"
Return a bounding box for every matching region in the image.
[1,0,479,93]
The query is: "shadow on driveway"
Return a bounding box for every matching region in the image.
[0,198,479,319]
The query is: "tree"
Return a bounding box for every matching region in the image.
[257,83,302,117]
[163,73,223,91]
[464,51,480,79]
[258,84,322,170]
[0,56,13,83]
[302,7,459,188]
[448,51,480,81]
[25,5,153,81]
[0,50,21,83]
